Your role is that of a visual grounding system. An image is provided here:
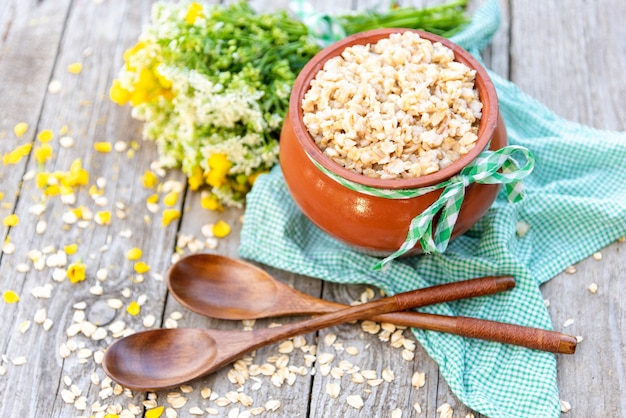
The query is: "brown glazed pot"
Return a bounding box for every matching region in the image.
[280,28,507,256]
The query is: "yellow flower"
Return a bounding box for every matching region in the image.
[67,62,83,74]
[67,262,87,284]
[34,144,53,164]
[145,406,164,418]
[188,166,204,190]
[134,261,150,274]
[126,247,142,261]
[3,214,19,227]
[162,209,180,227]
[206,153,232,188]
[185,2,204,24]
[94,142,113,153]
[95,211,111,225]
[212,220,231,238]
[126,301,141,316]
[64,243,78,255]
[14,122,28,138]
[37,130,54,143]
[200,193,224,211]
[163,191,178,207]
[146,194,159,205]
[3,290,20,303]
[142,171,159,188]
[63,159,89,186]
[248,171,268,185]
[109,79,131,105]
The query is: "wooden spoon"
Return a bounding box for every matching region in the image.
[167,254,577,354]
[103,273,514,391]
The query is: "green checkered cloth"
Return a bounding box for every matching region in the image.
[239,1,626,416]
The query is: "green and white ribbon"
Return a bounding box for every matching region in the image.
[311,145,535,270]
[289,1,346,47]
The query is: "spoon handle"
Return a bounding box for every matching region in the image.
[371,311,576,354]
[249,275,515,352]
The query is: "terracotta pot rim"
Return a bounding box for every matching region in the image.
[288,28,499,190]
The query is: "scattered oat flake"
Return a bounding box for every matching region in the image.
[412,372,426,388]
[565,266,577,274]
[67,62,83,74]
[437,403,453,418]
[48,79,62,93]
[346,395,364,409]
[588,283,598,294]
[189,406,204,415]
[391,408,402,418]
[264,399,281,412]
[563,318,574,327]
[592,252,602,261]
[560,399,572,413]
[515,220,530,237]
[60,135,75,148]
[12,356,27,366]
[326,383,340,398]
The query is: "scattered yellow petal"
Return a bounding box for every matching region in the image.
[67,62,83,74]
[145,406,164,418]
[146,194,159,205]
[14,122,28,138]
[94,142,112,153]
[37,130,54,143]
[163,191,178,207]
[126,248,142,261]
[212,220,231,238]
[67,262,86,284]
[95,211,111,225]
[64,243,78,255]
[134,261,150,274]
[126,301,141,316]
[142,171,159,188]
[0,192,4,201]
[200,193,224,211]
[162,209,180,227]
[60,124,69,135]
[3,214,19,227]
[103,414,119,418]
[249,171,268,185]
[3,143,32,165]
[3,290,20,303]
[88,185,104,197]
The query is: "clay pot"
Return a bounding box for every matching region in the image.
[280,28,506,256]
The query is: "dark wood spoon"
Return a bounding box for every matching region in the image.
[167,254,577,355]
[103,273,514,390]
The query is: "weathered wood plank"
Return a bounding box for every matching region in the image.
[0,0,185,417]
[510,0,626,416]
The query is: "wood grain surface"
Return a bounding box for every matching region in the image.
[0,0,624,417]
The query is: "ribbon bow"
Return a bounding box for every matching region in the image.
[311,145,535,270]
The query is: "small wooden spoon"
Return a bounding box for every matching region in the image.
[167,254,577,354]
[103,273,514,390]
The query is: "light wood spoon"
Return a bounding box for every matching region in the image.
[103,272,514,390]
[167,254,577,355]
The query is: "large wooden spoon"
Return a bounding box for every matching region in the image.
[167,254,577,354]
[103,273,514,390]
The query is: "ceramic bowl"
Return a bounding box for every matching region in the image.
[280,28,507,256]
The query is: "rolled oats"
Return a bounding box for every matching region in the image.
[303,31,482,180]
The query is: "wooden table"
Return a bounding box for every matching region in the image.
[1,1,624,417]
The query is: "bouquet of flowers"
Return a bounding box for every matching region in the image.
[110,1,468,209]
